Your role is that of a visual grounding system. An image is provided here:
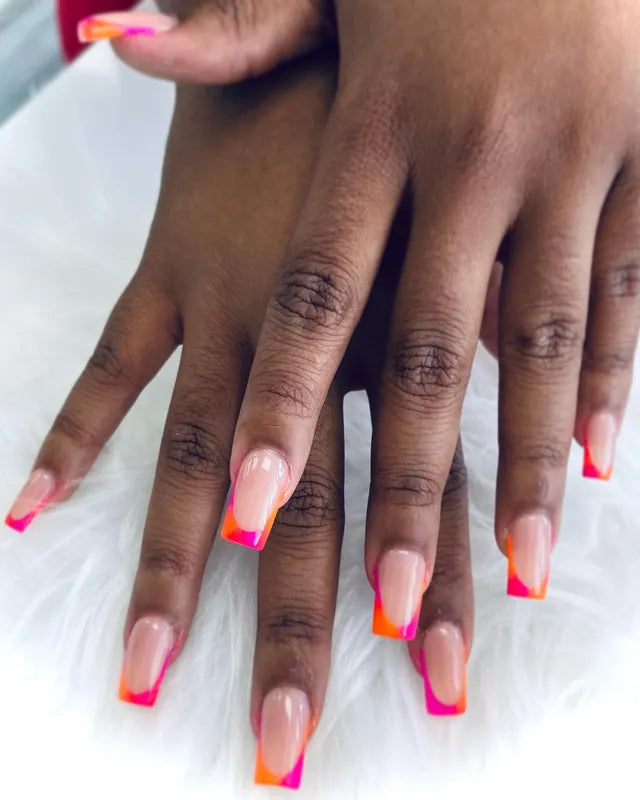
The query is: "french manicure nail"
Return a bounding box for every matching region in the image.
[583,412,616,481]
[118,616,174,706]
[506,513,552,599]
[78,12,176,43]
[5,469,55,532]
[421,622,467,715]
[221,448,289,550]
[372,549,427,640]
[255,687,310,790]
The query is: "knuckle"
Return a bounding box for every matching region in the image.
[448,92,519,175]
[277,470,343,533]
[509,436,569,470]
[259,603,331,646]
[51,409,100,449]
[384,327,467,404]
[272,252,357,335]
[582,344,634,374]
[250,365,318,420]
[86,338,137,390]
[507,313,584,368]
[593,263,640,301]
[141,536,201,580]
[163,416,228,483]
[442,449,468,505]
[373,464,442,509]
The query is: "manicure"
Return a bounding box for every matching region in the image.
[583,412,616,481]
[5,468,55,532]
[221,448,289,550]
[78,12,177,43]
[255,687,310,789]
[118,616,174,706]
[421,622,466,715]
[372,549,427,639]
[506,513,552,599]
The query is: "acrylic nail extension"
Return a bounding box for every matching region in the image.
[221,448,289,550]
[583,412,617,480]
[118,616,174,706]
[77,12,176,43]
[255,687,310,790]
[421,622,467,716]
[506,513,552,599]
[372,549,427,640]
[5,468,55,532]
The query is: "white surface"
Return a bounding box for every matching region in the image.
[0,40,639,800]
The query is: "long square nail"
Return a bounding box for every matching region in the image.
[5,469,55,532]
[372,549,427,640]
[506,513,551,599]
[118,616,174,706]
[77,12,176,43]
[421,623,466,715]
[583,412,616,480]
[254,687,310,790]
[221,449,288,550]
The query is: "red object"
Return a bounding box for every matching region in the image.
[56,0,136,61]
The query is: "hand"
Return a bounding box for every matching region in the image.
[5,54,473,787]
[106,0,640,599]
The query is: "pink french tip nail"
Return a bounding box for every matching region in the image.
[77,12,177,43]
[506,513,552,600]
[118,616,174,707]
[583,412,616,481]
[255,687,310,790]
[372,549,427,640]
[5,469,55,532]
[421,622,467,716]
[220,448,289,551]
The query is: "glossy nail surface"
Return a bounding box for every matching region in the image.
[221,449,288,550]
[78,12,176,43]
[583,412,616,480]
[421,622,466,715]
[5,469,55,532]
[372,549,427,640]
[255,687,310,790]
[506,513,552,599]
[119,616,174,706]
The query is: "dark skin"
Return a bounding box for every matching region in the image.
[21,52,476,736]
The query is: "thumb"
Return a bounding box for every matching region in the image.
[78,2,333,84]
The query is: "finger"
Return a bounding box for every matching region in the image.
[496,172,609,598]
[366,174,511,638]
[79,1,331,84]
[120,314,246,705]
[5,277,177,531]
[251,391,343,789]
[406,440,473,716]
[226,90,406,550]
[576,161,640,480]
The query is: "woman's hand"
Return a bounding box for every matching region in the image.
[5,55,473,787]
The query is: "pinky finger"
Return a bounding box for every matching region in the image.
[5,277,177,531]
[576,164,640,480]
[406,440,473,716]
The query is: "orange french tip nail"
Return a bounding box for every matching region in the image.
[582,441,612,481]
[254,746,306,790]
[371,589,420,640]
[506,535,548,600]
[220,487,283,551]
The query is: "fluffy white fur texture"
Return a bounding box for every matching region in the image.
[0,37,639,800]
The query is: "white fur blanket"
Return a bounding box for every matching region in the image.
[0,39,638,800]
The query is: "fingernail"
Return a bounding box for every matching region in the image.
[78,12,176,43]
[5,469,55,532]
[118,616,174,706]
[255,687,310,790]
[372,549,427,640]
[221,449,289,550]
[583,412,616,481]
[421,622,467,715]
[506,513,552,599]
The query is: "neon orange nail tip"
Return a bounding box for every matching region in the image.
[506,535,548,600]
[254,744,306,790]
[419,651,467,716]
[220,487,283,551]
[371,577,421,640]
[582,440,612,481]
[118,656,169,707]
[77,17,157,43]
